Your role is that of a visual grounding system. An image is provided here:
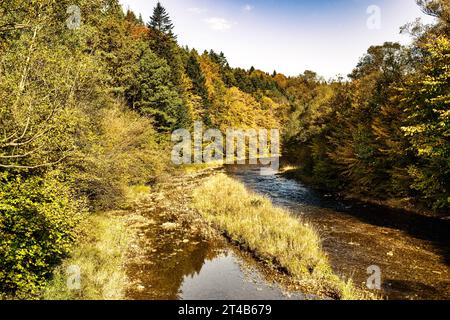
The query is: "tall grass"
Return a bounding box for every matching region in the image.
[192,174,373,300]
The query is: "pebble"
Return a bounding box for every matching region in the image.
[161,222,179,230]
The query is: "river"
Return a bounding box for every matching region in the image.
[126,168,314,300]
[226,164,450,300]
[127,165,449,300]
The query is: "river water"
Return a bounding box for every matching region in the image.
[126,169,313,300]
[226,164,450,300]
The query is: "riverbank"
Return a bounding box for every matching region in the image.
[124,166,319,300]
[280,166,449,220]
[42,167,223,300]
[42,187,152,300]
[228,164,450,299]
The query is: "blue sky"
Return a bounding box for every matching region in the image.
[119,0,434,79]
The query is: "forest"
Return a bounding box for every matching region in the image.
[0,0,448,299]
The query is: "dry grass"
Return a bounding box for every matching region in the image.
[279,165,300,173]
[192,174,374,300]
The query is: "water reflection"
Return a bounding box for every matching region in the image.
[127,212,309,300]
[127,235,217,300]
[180,250,310,300]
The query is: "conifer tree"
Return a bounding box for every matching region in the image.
[186,51,208,99]
[147,2,183,88]
[148,2,174,36]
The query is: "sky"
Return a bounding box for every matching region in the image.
[118,0,435,79]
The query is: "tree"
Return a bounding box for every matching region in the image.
[417,0,450,23]
[401,36,450,209]
[186,51,208,100]
[126,48,183,131]
[0,0,168,297]
[148,2,174,36]
[146,2,184,89]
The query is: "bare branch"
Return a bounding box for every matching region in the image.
[2,129,47,148]
[1,131,18,143]
[2,101,60,149]
[0,146,43,159]
[9,116,31,144]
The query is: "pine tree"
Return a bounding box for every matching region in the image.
[125,9,137,23]
[186,51,208,98]
[147,2,183,87]
[148,2,174,35]
[127,48,182,131]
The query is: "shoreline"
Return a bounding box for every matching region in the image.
[279,167,449,220]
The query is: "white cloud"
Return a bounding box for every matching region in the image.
[204,17,234,31]
[243,4,254,12]
[188,7,207,14]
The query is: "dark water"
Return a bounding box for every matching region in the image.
[226,164,450,300]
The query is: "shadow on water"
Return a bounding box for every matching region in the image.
[179,248,313,300]
[226,164,450,300]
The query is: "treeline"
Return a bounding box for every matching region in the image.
[283,0,449,212]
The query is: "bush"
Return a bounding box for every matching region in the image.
[0,172,87,298]
[73,104,169,209]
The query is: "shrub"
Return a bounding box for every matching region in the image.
[73,104,169,209]
[0,171,87,298]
